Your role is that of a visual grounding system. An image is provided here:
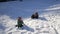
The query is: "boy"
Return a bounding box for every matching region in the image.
[16,17,24,28]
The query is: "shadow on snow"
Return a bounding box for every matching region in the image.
[39,17,48,21]
[19,24,34,32]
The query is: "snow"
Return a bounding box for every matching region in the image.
[0,13,60,34]
[0,0,60,34]
[44,4,60,11]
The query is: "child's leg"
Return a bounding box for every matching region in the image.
[20,25,23,27]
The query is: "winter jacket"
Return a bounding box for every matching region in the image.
[17,19,24,27]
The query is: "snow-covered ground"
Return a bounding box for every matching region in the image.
[0,12,60,34]
[0,0,60,34]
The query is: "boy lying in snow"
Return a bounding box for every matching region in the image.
[31,12,39,19]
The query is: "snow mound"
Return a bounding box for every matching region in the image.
[6,19,57,34]
[0,14,59,34]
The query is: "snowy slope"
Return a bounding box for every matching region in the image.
[0,10,60,34]
[0,13,60,34]
[0,0,60,34]
[0,0,60,18]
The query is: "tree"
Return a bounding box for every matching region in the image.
[0,0,7,2]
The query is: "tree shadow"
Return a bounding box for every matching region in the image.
[19,24,34,32]
[38,17,48,21]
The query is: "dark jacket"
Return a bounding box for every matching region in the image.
[17,18,24,27]
[31,12,39,19]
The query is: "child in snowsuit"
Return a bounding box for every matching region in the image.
[31,12,39,19]
[17,17,24,28]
